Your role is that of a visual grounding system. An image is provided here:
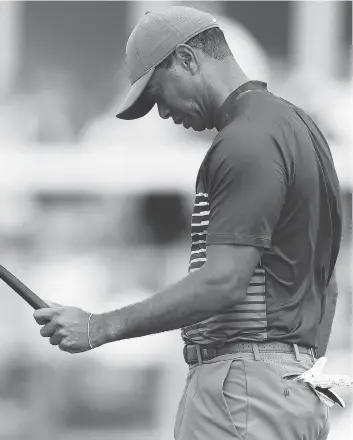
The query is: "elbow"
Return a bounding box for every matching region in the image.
[204,271,247,309]
[222,279,248,308]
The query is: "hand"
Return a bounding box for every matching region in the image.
[33,301,102,354]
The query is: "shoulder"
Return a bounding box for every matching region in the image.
[200,93,299,182]
[206,119,281,170]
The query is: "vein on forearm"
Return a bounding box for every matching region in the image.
[102,267,242,343]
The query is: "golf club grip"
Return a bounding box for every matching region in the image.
[0,265,48,310]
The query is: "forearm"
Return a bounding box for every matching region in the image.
[95,268,243,346]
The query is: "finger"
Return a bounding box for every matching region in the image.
[40,321,57,338]
[58,340,83,354]
[60,346,75,354]
[33,308,55,325]
[50,333,62,346]
[58,340,73,353]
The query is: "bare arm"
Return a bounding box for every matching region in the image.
[91,245,261,346]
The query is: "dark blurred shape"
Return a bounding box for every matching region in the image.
[63,363,162,430]
[17,1,129,137]
[343,2,352,48]
[34,192,106,248]
[340,191,352,242]
[224,0,351,77]
[224,1,290,58]
[0,361,32,406]
[138,193,190,244]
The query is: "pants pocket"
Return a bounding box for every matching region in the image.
[219,360,247,439]
[281,370,324,404]
[281,371,330,438]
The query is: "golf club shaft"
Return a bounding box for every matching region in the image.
[0,265,48,310]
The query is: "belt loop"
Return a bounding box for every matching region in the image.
[196,345,202,365]
[293,343,300,361]
[252,342,261,361]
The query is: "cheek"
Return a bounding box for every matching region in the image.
[161,76,195,111]
[165,87,195,112]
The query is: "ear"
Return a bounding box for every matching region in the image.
[174,44,199,74]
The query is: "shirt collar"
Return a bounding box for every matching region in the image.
[215,81,268,131]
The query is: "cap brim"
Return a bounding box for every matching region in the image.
[116,68,155,120]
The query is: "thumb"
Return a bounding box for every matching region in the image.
[45,300,64,308]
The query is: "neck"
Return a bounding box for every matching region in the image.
[208,59,249,128]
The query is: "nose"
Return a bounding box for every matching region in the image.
[157,102,170,120]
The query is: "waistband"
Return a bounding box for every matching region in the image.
[183,341,316,366]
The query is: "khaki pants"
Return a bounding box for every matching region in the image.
[174,352,330,440]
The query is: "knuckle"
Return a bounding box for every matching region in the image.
[59,343,69,352]
[59,339,69,350]
[56,328,64,337]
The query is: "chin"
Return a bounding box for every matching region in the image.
[192,125,206,132]
[190,120,206,132]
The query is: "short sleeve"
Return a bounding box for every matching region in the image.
[205,128,288,248]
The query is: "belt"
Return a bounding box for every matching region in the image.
[183,341,316,365]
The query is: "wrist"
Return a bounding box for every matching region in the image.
[89,313,111,348]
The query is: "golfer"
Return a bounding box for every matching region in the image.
[34,6,343,440]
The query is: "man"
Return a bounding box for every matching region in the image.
[34,6,343,440]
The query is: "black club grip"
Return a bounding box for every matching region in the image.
[0,265,48,310]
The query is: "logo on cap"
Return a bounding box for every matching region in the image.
[212,17,217,23]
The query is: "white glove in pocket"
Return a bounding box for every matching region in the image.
[293,357,352,408]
